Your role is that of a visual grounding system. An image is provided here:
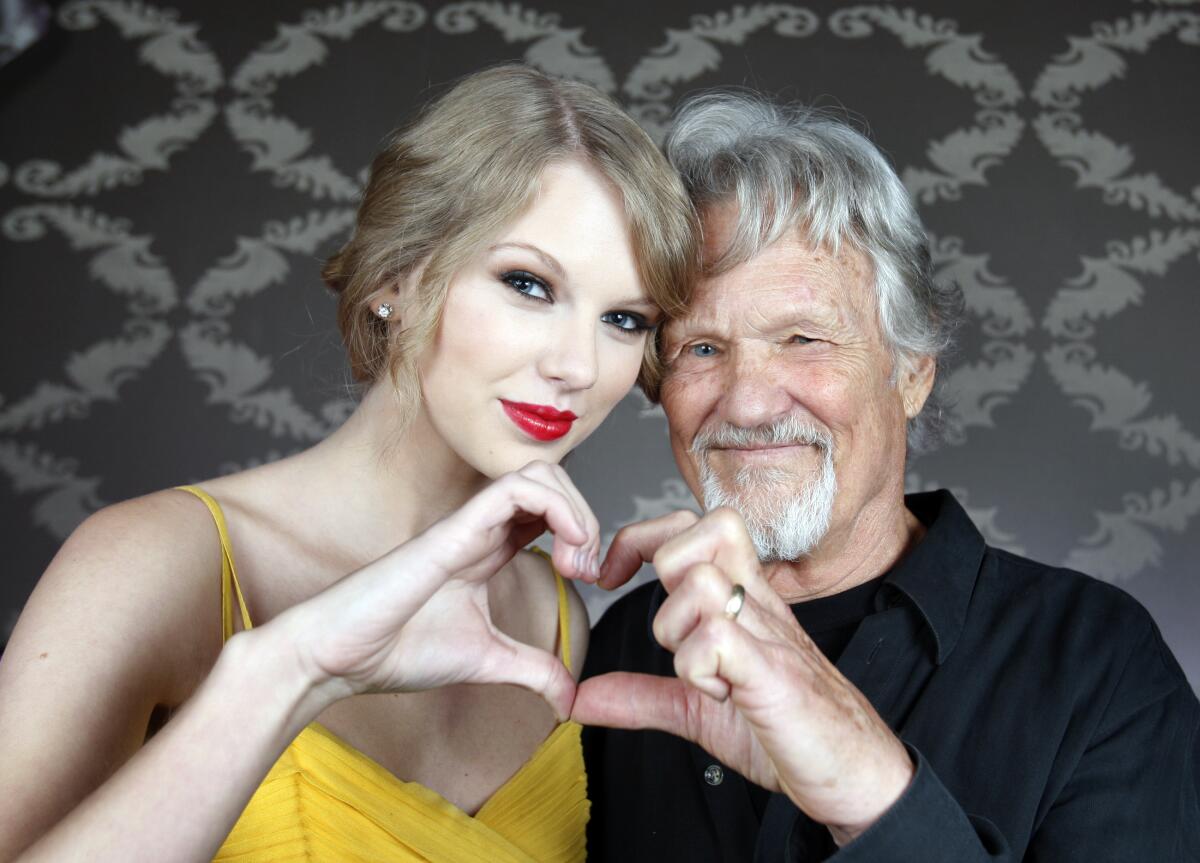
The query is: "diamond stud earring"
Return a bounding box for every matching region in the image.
[375,302,394,320]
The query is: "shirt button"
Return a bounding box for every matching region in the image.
[703,764,724,786]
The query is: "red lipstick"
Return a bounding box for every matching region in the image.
[501,400,577,442]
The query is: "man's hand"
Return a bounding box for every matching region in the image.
[574,508,914,845]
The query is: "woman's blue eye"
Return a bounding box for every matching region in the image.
[791,335,814,345]
[690,343,717,357]
[502,270,551,302]
[602,311,651,333]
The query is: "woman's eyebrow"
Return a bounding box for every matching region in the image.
[488,242,566,280]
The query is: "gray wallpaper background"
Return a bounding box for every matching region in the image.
[0,1,1197,691]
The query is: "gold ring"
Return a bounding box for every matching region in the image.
[724,584,746,620]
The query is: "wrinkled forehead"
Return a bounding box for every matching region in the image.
[668,225,878,337]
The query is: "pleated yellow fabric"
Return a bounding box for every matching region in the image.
[175,486,589,862]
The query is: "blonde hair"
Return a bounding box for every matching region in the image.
[323,64,698,421]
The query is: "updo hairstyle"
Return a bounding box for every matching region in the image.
[322,64,699,421]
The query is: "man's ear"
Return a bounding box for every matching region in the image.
[899,354,936,419]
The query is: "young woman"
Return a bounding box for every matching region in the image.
[0,65,697,862]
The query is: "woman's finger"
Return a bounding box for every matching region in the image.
[431,473,588,581]
[474,630,578,722]
[517,461,600,580]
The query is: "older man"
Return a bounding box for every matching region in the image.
[572,93,1200,862]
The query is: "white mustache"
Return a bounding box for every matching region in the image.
[690,415,834,455]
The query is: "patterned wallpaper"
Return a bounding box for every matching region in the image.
[1,0,1197,690]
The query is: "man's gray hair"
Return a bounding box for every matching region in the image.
[664,91,964,453]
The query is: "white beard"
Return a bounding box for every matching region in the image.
[693,417,837,562]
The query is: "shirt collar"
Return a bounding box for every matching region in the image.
[876,490,987,665]
[644,489,987,666]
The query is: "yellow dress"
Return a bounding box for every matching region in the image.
[176,486,589,862]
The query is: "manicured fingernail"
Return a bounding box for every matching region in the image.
[573,548,583,574]
[589,553,599,580]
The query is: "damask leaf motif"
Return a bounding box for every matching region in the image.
[231,27,331,94]
[1045,344,1200,469]
[1120,416,1200,468]
[904,472,1025,555]
[829,6,1021,105]
[232,2,425,93]
[625,5,818,101]
[2,205,178,314]
[929,234,1033,337]
[1032,13,1195,107]
[179,323,333,440]
[436,2,564,40]
[136,27,223,93]
[180,322,274,398]
[188,239,291,316]
[1033,113,1134,184]
[1044,343,1152,431]
[1093,10,1197,51]
[262,209,356,254]
[60,0,182,39]
[2,204,129,247]
[0,385,92,432]
[89,239,177,315]
[117,100,218,170]
[15,154,145,197]
[301,1,426,39]
[190,237,294,314]
[0,320,170,431]
[277,156,362,201]
[1065,479,1200,581]
[57,0,224,92]
[227,388,335,440]
[224,104,357,200]
[224,101,314,170]
[0,442,103,541]
[940,342,1035,436]
[904,111,1024,203]
[63,319,172,400]
[1104,173,1200,221]
[1031,37,1128,108]
[524,29,617,92]
[1044,229,1200,338]
[16,2,224,197]
[1033,114,1200,220]
[434,3,614,91]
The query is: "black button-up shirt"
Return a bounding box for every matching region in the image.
[582,491,1200,861]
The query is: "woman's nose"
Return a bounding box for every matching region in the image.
[539,320,599,390]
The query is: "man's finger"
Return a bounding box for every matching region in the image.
[598,510,699,590]
[571,672,696,740]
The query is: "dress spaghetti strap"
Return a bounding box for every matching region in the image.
[528,547,573,674]
[174,485,253,640]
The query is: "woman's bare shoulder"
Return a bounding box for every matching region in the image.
[509,547,590,676]
[6,487,232,702]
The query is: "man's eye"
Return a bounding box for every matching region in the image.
[791,335,815,345]
[689,343,718,357]
[501,270,552,302]
[602,311,651,333]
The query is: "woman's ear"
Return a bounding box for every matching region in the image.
[370,265,424,323]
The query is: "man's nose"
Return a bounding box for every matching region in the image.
[718,350,794,428]
[539,321,599,391]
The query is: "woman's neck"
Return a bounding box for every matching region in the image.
[285,383,491,555]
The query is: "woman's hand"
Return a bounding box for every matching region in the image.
[267,461,598,720]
